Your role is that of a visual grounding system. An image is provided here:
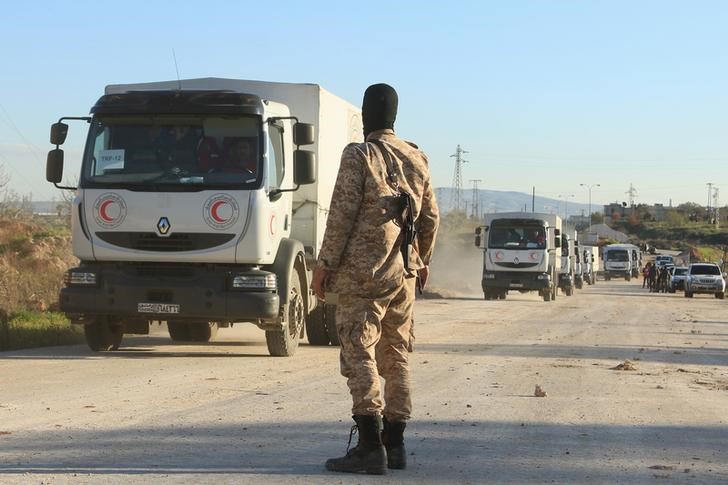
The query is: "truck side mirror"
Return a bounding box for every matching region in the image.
[293,123,315,146]
[555,237,561,248]
[50,122,69,145]
[554,228,561,237]
[46,149,64,183]
[474,235,481,247]
[475,227,482,235]
[293,149,316,185]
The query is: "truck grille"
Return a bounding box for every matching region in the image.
[495,262,539,269]
[95,232,235,252]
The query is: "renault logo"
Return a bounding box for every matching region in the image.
[513,257,520,265]
[157,217,171,235]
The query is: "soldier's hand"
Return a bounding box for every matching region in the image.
[417,266,429,289]
[312,267,329,300]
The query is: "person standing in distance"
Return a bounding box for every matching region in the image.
[312,83,439,475]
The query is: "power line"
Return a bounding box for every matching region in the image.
[450,145,469,212]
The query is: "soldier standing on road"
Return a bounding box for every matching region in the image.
[312,83,439,475]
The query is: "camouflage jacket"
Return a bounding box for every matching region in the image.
[317,129,439,296]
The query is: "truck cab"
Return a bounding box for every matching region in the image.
[476,212,561,302]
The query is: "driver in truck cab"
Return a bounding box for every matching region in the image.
[523,229,546,248]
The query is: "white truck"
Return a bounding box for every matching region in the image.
[46,78,362,356]
[475,212,562,301]
[558,230,575,296]
[581,245,599,285]
[602,243,641,281]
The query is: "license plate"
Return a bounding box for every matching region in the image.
[137,303,180,314]
[510,283,524,288]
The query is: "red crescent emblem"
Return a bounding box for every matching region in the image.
[210,200,227,223]
[99,200,115,222]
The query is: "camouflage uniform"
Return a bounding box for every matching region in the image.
[317,129,439,421]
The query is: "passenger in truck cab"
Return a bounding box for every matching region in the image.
[221,137,257,174]
[523,229,546,248]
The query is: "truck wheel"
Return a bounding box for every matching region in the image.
[483,289,492,300]
[189,322,217,342]
[716,292,725,299]
[625,274,631,281]
[499,291,507,300]
[168,321,191,341]
[325,304,340,346]
[566,286,573,296]
[84,315,123,351]
[266,272,304,357]
[305,304,330,346]
[685,292,693,298]
[542,289,551,302]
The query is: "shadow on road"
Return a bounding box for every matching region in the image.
[415,342,728,367]
[1,420,726,483]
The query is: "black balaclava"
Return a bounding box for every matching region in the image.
[362,83,398,138]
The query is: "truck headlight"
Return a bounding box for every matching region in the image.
[64,271,98,286]
[231,273,277,291]
[537,274,550,281]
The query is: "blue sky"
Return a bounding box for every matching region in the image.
[1,1,726,207]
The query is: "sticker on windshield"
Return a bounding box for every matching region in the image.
[98,149,125,171]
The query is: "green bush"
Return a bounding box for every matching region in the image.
[0,311,84,351]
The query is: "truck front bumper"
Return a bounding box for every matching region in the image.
[59,263,279,322]
[482,271,551,291]
[558,274,574,288]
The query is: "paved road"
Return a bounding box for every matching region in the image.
[1,280,727,484]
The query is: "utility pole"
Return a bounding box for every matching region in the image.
[470,179,482,219]
[450,145,469,212]
[707,182,714,221]
[713,186,720,228]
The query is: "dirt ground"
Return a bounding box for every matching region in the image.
[1,279,727,484]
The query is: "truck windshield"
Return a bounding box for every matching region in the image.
[488,221,546,249]
[81,115,262,190]
[606,250,629,262]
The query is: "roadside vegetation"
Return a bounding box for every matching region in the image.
[0,193,79,350]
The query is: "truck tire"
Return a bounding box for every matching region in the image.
[483,289,493,300]
[84,315,123,351]
[167,321,191,341]
[499,291,507,300]
[625,274,631,281]
[566,286,573,296]
[716,292,725,299]
[266,271,304,357]
[325,304,340,346]
[685,291,693,298]
[306,304,330,346]
[189,322,217,342]
[542,289,551,302]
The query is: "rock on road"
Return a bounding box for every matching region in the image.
[1,280,727,484]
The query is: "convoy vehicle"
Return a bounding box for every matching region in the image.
[46,78,362,355]
[558,232,575,295]
[573,240,583,290]
[684,263,726,299]
[602,243,641,281]
[475,212,561,301]
[669,266,688,293]
[654,254,675,268]
[581,245,599,285]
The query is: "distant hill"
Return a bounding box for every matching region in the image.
[434,187,594,218]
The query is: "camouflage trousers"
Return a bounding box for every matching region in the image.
[335,277,415,421]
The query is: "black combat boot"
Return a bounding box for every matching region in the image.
[381,416,407,469]
[325,415,387,475]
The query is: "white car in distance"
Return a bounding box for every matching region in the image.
[684,263,726,299]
